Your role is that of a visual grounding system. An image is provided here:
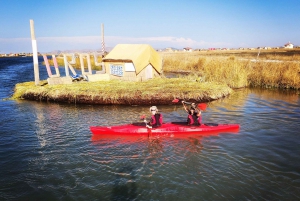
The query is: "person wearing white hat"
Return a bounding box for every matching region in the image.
[144,106,163,128]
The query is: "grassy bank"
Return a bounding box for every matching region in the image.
[11,78,232,105]
[161,49,300,89]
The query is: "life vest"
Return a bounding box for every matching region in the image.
[198,115,202,124]
[187,113,202,125]
[151,113,163,127]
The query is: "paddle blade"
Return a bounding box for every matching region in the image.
[198,103,207,110]
[140,115,146,120]
[172,98,180,103]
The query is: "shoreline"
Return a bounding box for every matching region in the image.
[11,78,234,105]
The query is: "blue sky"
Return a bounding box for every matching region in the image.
[0,0,299,53]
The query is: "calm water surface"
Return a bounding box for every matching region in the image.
[0,57,300,200]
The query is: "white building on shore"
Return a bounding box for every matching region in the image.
[284,42,294,49]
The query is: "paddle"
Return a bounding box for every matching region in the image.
[140,115,152,129]
[140,115,152,137]
[172,98,207,111]
[198,103,207,111]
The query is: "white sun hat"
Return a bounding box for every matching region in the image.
[150,106,158,112]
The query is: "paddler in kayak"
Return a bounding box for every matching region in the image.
[144,106,163,128]
[182,101,202,126]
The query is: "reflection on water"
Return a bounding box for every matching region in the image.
[147,137,164,157]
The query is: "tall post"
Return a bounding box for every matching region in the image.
[101,23,105,54]
[30,19,40,85]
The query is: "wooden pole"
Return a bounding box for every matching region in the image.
[30,19,40,85]
[101,23,105,54]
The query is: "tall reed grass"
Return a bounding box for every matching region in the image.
[161,51,300,90]
[248,61,300,89]
[162,53,250,88]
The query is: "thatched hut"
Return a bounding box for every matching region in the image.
[102,44,162,81]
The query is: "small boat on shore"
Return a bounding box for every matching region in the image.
[90,122,240,136]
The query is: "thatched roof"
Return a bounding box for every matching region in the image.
[103,44,162,74]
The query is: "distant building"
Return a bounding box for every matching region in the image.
[284,42,294,49]
[183,47,193,52]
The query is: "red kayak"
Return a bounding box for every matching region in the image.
[90,122,240,136]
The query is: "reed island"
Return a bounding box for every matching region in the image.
[12,78,232,105]
[11,49,300,105]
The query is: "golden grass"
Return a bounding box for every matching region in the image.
[162,53,250,88]
[11,78,232,105]
[160,50,300,89]
[175,49,300,61]
[248,61,300,89]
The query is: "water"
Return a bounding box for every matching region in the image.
[0,57,300,201]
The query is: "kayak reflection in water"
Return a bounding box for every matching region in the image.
[144,106,163,128]
[182,101,202,126]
